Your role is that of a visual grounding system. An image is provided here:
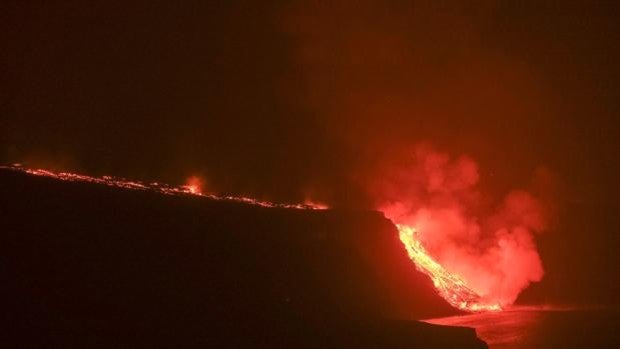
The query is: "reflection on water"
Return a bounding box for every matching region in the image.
[423,307,619,349]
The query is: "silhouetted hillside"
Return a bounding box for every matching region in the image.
[0,169,485,348]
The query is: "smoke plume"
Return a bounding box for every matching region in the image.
[378,144,548,306]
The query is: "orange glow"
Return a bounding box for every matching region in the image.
[374,145,546,313]
[4,166,327,210]
[183,176,203,195]
[397,224,501,312]
[303,199,329,210]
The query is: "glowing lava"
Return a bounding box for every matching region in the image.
[373,145,547,313]
[183,176,204,195]
[397,224,501,312]
[3,164,509,313]
[3,166,325,210]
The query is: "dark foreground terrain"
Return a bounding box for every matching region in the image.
[426,308,620,349]
[0,169,486,348]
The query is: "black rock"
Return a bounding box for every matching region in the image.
[0,169,486,348]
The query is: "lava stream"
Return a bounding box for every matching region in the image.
[3,165,325,210]
[397,224,501,312]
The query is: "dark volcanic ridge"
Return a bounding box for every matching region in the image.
[0,168,486,348]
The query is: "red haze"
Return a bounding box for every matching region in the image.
[378,144,548,307]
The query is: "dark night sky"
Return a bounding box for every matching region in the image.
[1,1,619,306]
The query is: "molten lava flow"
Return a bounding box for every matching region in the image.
[397,224,501,312]
[376,145,547,313]
[3,166,325,210]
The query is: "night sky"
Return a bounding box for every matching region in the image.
[2,1,619,307]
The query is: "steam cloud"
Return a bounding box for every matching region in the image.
[378,144,547,306]
[282,2,555,306]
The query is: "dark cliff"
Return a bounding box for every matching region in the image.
[0,169,486,348]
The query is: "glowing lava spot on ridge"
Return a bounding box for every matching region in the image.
[183,176,204,195]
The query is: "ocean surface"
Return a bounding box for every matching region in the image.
[424,307,619,348]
